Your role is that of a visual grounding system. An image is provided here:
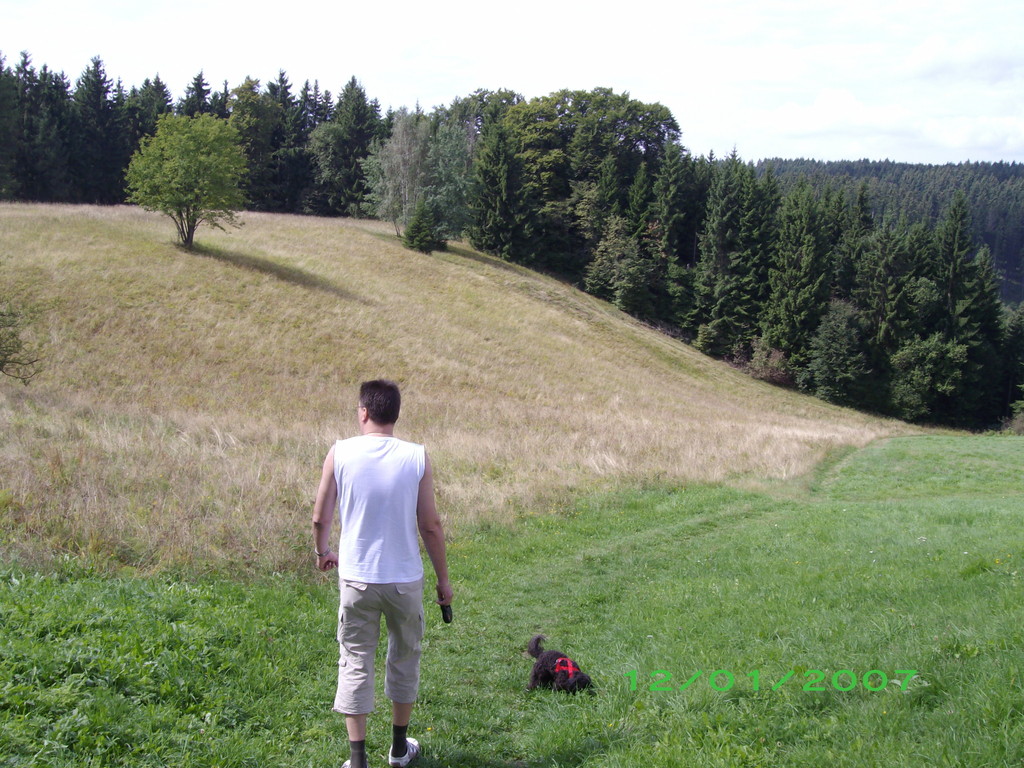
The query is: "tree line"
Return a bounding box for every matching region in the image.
[760,158,1024,304]
[1,52,1022,429]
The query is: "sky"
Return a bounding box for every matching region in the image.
[3,0,1023,165]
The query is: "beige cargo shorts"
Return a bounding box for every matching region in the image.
[332,578,425,715]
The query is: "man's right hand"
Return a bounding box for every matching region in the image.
[435,580,453,606]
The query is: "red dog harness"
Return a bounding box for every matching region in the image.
[554,657,579,679]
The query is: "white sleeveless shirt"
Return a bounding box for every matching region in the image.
[333,434,426,583]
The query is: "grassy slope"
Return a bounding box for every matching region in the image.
[2,205,1020,766]
[0,203,908,573]
[2,435,1022,767]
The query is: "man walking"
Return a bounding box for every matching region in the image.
[313,380,452,768]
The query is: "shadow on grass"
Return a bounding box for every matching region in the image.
[421,744,606,768]
[191,243,369,303]
[419,754,526,768]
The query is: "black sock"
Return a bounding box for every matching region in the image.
[348,740,367,768]
[392,724,408,757]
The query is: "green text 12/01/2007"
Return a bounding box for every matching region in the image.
[624,669,919,693]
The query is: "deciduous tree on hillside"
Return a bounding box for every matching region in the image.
[0,298,39,384]
[125,113,246,249]
[363,108,430,235]
[425,121,475,239]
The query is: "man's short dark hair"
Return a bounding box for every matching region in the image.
[359,380,401,425]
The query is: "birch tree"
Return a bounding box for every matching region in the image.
[364,108,430,235]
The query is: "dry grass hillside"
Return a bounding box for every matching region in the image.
[0,204,911,572]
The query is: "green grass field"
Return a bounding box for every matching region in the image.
[4,434,1022,767]
[1,204,1015,765]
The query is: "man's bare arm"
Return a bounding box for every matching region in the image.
[416,452,452,605]
[312,446,339,571]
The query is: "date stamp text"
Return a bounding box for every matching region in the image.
[624,668,918,693]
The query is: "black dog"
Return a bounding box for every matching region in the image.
[527,635,592,693]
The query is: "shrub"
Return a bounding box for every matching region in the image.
[0,300,39,383]
[1007,390,1024,434]
[746,336,793,387]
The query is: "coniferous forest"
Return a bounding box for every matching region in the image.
[2,53,1023,429]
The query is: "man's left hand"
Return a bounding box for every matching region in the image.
[317,551,339,571]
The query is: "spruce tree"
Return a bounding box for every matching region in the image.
[12,55,75,202]
[693,154,771,356]
[402,198,446,253]
[650,144,696,323]
[267,70,298,143]
[738,165,780,324]
[70,57,129,204]
[653,144,688,262]
[468,121,535,262]
[852,221,916,407]
[328,77,382,217]
[178,72,211,117]
[799,299,869,404]
[831,182,875,300]
[931,191,975,333]
[296,80,330,141]
[626,162,653,236]
[584,215,655,317]
[678,154,714,268]
[595,152,622,216]
[124,76,173,148]
[927,193,1006,424]
[209,81,231,119]
[760,181,829,371]
[0,54,17,198]
[942,245,1005,424]
[693,153,745,348]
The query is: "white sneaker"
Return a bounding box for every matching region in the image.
[388,736,420,767]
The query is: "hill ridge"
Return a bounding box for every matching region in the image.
[0,203,908,571]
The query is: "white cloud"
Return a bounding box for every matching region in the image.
[922,115,1024,159]
[2,0,1023,163]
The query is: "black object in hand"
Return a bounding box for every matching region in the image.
[440,604,453,623]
